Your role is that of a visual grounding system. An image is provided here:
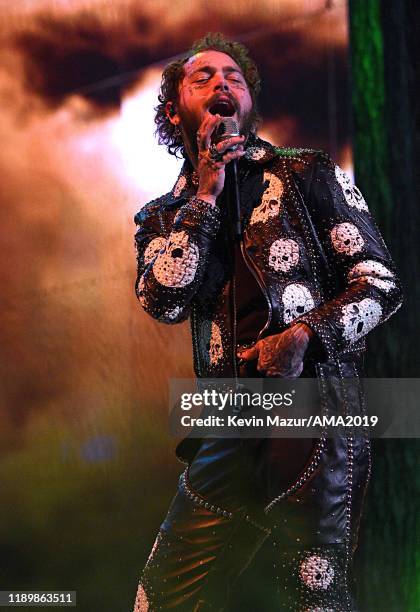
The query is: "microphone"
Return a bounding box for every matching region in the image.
[212,117,240,152]
[212,118,242,239]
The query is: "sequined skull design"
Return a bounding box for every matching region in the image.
[330,222,364,256]
[282,283,315,323]
[299,554,335,591]
[153,231,199,288]
[143,236,166,266]
[335,165,369,212]
[340,298,383,342]
[199,320,224,366]
[348,259,396,293]
[209,322,223,365]
[249,171,283,225]
[269,238,300,273]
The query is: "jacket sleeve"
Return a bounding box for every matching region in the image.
[296,152,403,359]
[134,195,222,324]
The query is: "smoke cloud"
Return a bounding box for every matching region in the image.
[0,0,350,437]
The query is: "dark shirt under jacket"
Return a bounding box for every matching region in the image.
[234,240,268,348]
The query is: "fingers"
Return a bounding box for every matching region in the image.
[238,332,306,377]
[214,135,246,155]
[265,367,281,377]
[196,114,246,155]
[221,147,246,164]
[196,112,220,152]
[237,341,260,361]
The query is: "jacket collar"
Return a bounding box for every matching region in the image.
[167,133,279,205]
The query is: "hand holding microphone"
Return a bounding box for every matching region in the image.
[196,112,245,205]
[209,117,241,160]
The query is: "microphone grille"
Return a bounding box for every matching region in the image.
[214,117,239,142]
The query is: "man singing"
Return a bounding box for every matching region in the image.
[132,33,402,611]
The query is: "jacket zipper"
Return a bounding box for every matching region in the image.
[239,237,273,342]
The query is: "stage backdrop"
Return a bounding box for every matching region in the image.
[0,1,416,611]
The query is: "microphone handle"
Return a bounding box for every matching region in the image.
[229,159,242,239]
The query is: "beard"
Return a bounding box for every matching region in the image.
[178,104,257,159]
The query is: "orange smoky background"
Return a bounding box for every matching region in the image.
[0,2,350,606]
[0,0,350,431]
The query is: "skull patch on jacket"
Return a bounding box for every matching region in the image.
[335,166,369,212]
[340,298,383,342]
[199,320,224,366]
[282,283,315,323]
[330,222,364,256]
[249,171,283,225]
[269,238,300,273]
[153,231,199,288]
[348,259,397,293]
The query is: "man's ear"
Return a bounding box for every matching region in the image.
[165,102,179,126]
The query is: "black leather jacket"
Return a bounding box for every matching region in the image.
[134,136,402,462]
[134,135,403,460]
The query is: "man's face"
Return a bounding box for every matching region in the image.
[173,50,254,148]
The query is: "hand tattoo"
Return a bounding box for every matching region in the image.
[239,323,313,378]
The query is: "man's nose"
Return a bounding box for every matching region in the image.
[213,73,229,91]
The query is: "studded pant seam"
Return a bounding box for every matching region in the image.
[349,361,372,557]
[181,467,273,538]
[352,360,372,487]
[180,468,236,519]
[336,359,355,612]
[243,513,272,536]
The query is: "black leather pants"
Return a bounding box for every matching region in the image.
[133,367,371,611]
[133,434,371,611]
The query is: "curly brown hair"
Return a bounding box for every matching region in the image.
[154,32,261,158]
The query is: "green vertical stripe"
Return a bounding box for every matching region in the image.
[349,0,392,236]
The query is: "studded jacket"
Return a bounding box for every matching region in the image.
[134,135,403,460]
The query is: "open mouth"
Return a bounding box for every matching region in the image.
[208,99,236,117]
